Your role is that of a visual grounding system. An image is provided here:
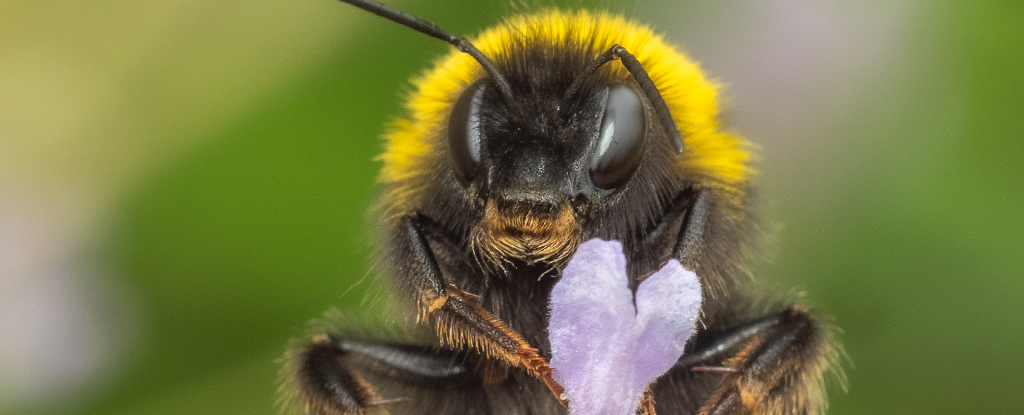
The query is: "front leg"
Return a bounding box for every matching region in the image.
[393,214,566,404]
[635,187,738,295]
[662,306,842,415]
[291,335,475,414]
[637,189,839,414]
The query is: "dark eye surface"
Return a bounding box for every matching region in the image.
[448,83,485,182]
[590,84,646,190]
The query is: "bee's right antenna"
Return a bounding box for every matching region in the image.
[338,0,515,101]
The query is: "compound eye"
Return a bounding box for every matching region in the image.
[448,83,485,182]
[590,85,646,190]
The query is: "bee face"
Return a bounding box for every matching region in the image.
[452,63,647,196]
[384,15,748,274]
[284,3,843,415]
[451,72,654,266]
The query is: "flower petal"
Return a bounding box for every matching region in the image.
[548,239,703,415]
[632,259,702,388]
[549,239,635,415]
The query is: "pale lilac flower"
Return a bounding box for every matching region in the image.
[548,239,702,415]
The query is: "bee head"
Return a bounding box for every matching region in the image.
[371,9,750,274]
[449,45,657,268]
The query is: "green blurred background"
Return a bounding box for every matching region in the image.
[1,0,1021,414]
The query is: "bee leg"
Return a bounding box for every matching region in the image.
[639,388,658,415]
[634,188,707,280]
[634,190,691,279]
[395,214,567,405]
[671,306,834,415]
[638,187,743,296]
[290,333,474,415]
[674,187,710,266]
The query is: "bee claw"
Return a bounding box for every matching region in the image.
[368,396,410,406]
[691,366,740,373]
[448,283,482,300]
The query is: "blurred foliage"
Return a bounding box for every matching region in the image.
[5,0,1021,414]
[782,2,1024,413]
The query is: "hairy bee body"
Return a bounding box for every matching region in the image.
[285,6,842,415]
[381,7,746,340]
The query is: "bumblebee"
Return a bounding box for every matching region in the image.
[283,1,843,414]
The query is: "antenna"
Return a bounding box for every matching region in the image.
[338,0,515,100]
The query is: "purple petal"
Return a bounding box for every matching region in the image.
[632,259,702,388]
[548,239,635,415]
[548,239,703,415]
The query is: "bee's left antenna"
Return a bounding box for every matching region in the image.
[338,0,515,100]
